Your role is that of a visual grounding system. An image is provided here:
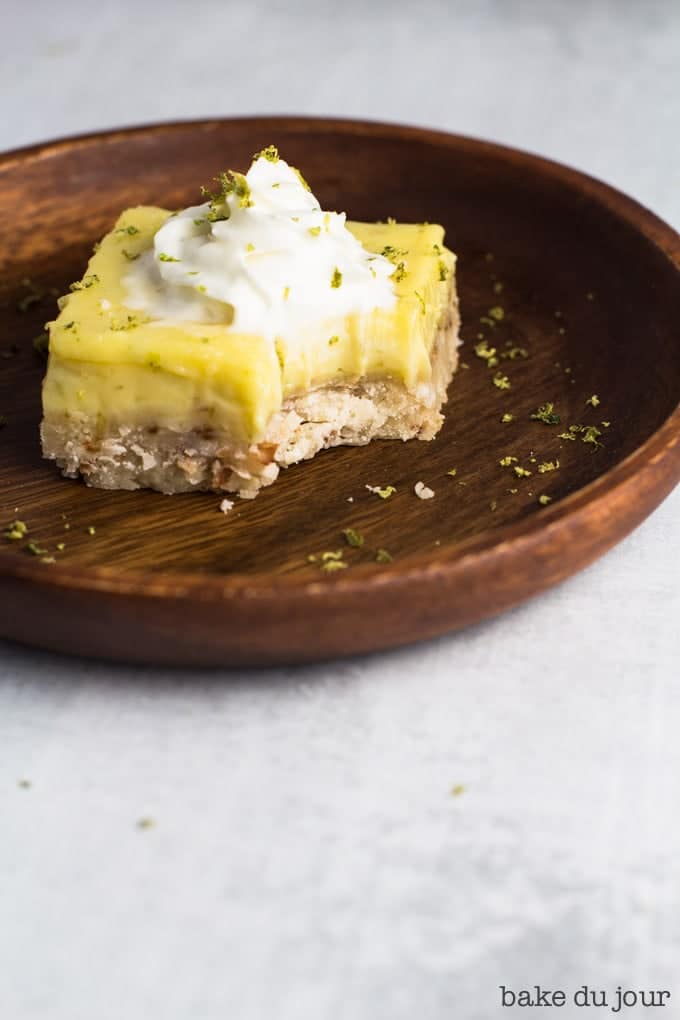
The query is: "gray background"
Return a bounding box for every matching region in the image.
[2,2,679,1018]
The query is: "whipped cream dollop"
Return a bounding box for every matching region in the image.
[123,149,396,336]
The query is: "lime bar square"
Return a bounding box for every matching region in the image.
[41,209,459,497]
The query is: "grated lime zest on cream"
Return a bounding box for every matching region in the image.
[122,152,397,338]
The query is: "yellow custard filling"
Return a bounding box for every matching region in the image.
[43,208,455,444]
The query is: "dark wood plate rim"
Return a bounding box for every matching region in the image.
[2,116,680,605]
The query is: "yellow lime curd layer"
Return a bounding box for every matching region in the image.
[43,208,455,444]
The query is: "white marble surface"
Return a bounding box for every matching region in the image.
[1,2,679,1018]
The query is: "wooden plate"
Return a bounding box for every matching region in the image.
[1,118,679,666]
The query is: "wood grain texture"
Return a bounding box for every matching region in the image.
[0,117,679,665]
